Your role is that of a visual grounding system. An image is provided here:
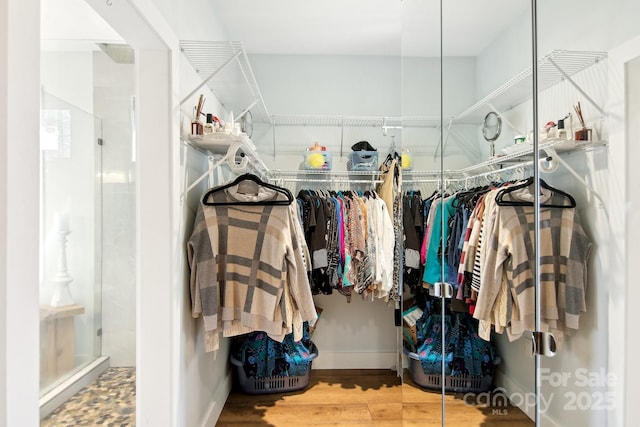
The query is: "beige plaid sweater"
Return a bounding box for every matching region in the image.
[187,183,317,352]
[474,186,592,343]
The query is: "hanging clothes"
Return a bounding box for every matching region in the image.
[415,178,591,345]
[473,181,592,345]
[296,190,395,302]
[377,156,403,302]
[187,175,317,352]
[297,191,333,295]
[422,194,457,288]
[403,191,424,292]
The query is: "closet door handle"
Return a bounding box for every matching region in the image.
[531,331,557,357]
[433,282,454,298]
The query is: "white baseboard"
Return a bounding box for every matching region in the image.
[494,367,561,427]
[40,356,111,419]
[311,351,398,370]
[199,370,232,427]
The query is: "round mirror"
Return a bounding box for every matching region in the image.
[482,111,502,157]
[482,111,502,142]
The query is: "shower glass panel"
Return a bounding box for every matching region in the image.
[40,0,137,410]
[39,91,103,395]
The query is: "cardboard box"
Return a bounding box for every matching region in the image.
[402,302,423,351]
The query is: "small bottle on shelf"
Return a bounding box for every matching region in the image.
[203,113,215,135]
[557,119,568,140]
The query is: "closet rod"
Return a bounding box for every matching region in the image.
[461,161,534,183]
[273,177,383,184]
[403,177,444,184]
[270,170,383,177]
[406,161,531,185]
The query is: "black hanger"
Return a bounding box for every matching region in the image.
[456,186,491,209]
[495,177,576,208]
[202,173,294,206]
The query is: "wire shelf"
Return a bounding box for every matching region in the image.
[180,41,271,125]
[271,115,445,128]
[460,138,606,174]
[455,50,607,124]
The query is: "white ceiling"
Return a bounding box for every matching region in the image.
[211,0,530,57]
[41,0,124,51]
[39,0,529,57]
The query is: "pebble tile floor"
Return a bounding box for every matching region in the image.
[41,367,136,427]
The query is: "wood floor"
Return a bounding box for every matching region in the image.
[217,369,534,426]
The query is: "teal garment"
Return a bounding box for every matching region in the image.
[422,196,457,285]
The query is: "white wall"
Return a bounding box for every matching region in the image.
[250,54,478,170]
[476,0,640,99]
[177,54,236,427]
[248,54,462,369]
[1,0,41,425]
[624,45,640,427]
[249,53,401,168]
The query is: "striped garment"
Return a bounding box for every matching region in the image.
[474,186,592,343]
[187,182,317,352]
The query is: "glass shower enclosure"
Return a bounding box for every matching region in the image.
[39,91,104,395]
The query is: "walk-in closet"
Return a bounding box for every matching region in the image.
[2,0,639,426]
[175,1,633,426]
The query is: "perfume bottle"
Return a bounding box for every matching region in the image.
[557,119,568,140]
[203,113,215,135]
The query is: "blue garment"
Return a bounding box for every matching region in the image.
[446,205,469,285]
[423,196,457,285]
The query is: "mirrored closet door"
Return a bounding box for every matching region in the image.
[400,1,538,425]
[534,1,613,426]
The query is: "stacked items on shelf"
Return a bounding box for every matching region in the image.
[304,142,332,170]
[347,140,378,171]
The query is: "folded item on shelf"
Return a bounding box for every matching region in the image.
[351,140,377,151]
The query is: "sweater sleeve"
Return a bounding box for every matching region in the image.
[286,207,318,326]
[473,195,507,323]
[378,199,396,295]
[562,209,592,330]
[186,205,220,352]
